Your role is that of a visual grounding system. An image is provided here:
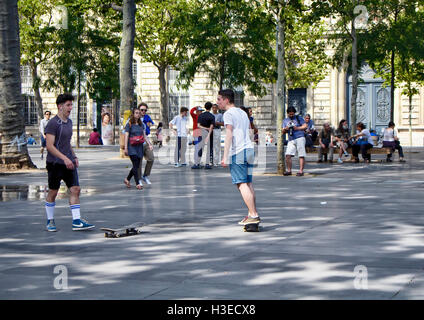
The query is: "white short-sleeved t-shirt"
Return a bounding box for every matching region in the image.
[361,129,374,145]
[223,107,254,156]
[382,128,397,142]
[170,115,188,137]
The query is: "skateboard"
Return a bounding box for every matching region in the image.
[243,222,260,232]
[100,222,144,238]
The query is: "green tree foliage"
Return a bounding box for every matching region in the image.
[18,0,57,119]
[41,0,120,98]
[0,0,35,169]
[360,0,424,121]
[311,0,373,134]
[134,0,193,127]
[178,0,277,97]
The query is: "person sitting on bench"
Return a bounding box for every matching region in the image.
[382,121,405,162]
[304,114,318,148]
[350,122,373,163]
[317,122,335,163]
[334,119,350,163]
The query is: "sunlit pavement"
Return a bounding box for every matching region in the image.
[0,144,424,299]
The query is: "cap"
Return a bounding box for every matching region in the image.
[196,106,204,111]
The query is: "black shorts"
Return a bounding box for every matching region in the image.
[46,162,79,190]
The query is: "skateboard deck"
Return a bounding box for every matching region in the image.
[101,222,144,238]
[243,222,260,232]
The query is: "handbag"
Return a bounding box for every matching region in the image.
[128,122,145,146]
[129,135,144,145]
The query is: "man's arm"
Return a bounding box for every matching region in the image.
[204,124,214,144]
[124,132,129,156]
[221,124,233,167]
[296,123,308,131]
[46,133,75,170]
[70,145,79,168]
[144,128,153,150]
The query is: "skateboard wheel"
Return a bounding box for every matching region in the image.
[115,234,120,238]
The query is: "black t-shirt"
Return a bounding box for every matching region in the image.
[197,111,215,128]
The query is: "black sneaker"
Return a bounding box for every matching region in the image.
[204,164,212,169]
[191,164,201,169]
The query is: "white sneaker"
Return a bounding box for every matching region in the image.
[142,176,152,185]
[337,158,343,164]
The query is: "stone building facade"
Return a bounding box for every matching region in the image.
[23,55,424,147]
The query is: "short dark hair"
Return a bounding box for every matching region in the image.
[56,93,74,106]
[239,106,249,117]
[44,110,51,115]
[388,121,395,127]
[204,102,212,110]
[218,89,235,104]
[93,128,98,132]
[180,107,189,113]
[138,102,148,109]
[356,122,365,130]
[287,106,296,114]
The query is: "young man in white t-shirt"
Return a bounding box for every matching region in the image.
[218,89,260,225]
[169,107,189,167]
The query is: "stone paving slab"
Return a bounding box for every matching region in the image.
[0,146,423,299]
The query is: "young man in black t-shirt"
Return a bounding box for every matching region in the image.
[44,93,95,232]
[192,102,215,169]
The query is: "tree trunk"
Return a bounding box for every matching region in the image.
[390,49,395,122]
[276,17,286,175]
[30,59,43,120]
[76,72,81,148]
[118,0,135,153]
[119,0,135,116]
[0,0,35,170]
[158,65,169,129]
[350,19,358,136]
[409,93,412,147]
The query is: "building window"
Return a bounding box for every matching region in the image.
[234,91,244,107]
[23,94,37,125]
[133,59,138,85]
[168,68,190,120]
[20,65,32,95]
[70,95,88,126]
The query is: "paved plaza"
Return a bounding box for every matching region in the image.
[0,144,424,300]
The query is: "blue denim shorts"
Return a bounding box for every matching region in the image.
[229,148,254,184]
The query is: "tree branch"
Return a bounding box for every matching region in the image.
[104,3,123,12]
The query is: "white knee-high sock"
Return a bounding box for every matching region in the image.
[70,204,81,220]
[45,202,55,220]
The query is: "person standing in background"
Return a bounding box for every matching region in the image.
[39,110,51,159]
[190,106,204,168]
[212,104,224,166]
[169,107,189,167]
[101,113,113,145]
[194,102,215,169]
